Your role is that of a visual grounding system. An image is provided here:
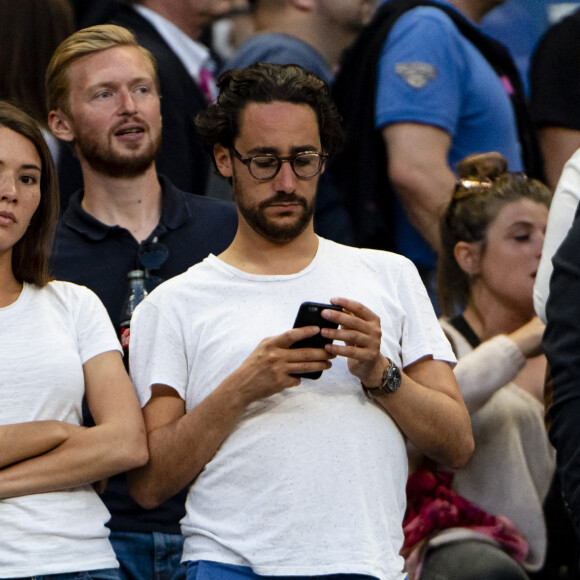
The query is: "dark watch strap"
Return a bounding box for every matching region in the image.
[361,359,401,398]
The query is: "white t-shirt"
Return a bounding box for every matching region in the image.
[0,281,121,577]
[130,238,456,580]
[534,147,580,322]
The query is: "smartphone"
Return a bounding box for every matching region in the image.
[290,301,343,379]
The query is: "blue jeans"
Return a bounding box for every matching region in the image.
[7,570,120,580]
[186,560,389,580]
[110,531,185,580]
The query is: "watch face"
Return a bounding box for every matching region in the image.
[386,364,402,392]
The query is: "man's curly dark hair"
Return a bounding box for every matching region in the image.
[195,62,344,162]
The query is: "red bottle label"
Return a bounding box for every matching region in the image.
[121,326,131,349]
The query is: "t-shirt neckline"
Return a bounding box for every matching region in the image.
[0,282,31,312]
[206,236,326,281]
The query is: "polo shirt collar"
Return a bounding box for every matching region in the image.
[61,175,191,241]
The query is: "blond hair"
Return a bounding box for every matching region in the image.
[46,24,160,114]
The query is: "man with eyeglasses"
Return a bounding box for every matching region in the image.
[220,0,377,245]
[127,62,474,580]
[47,24,238,580]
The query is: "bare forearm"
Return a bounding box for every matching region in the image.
[129,377,251,509]
[129,326,337,508]
[0,421,78,468]
[0,421,147,499]
[320,300,473,468]
[390,170,455,252]
[383,123,455,252]
[377,372,473,468]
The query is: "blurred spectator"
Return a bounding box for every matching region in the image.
[479,0,546,96]
[530,8,580,191]
[404,152,554,580]
[0,0,74,164]
[211,0,255,65]
[222,0,375,83]
[57,0,231,208]
[329,0,543,293]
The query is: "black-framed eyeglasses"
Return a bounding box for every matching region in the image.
[138,237,169,291]
[230,147,328,180]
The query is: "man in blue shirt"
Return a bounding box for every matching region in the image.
[376,0,522,270]
[330,0,542,293]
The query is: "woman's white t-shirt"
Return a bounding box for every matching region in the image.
[0,281,121,577]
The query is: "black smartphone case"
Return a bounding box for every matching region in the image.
[290,302,342,379]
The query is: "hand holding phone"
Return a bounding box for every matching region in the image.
[290,301,343,379]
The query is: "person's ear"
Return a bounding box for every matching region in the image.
[214,144,233,178]
[454,241,482,276]
[48,109,75,143]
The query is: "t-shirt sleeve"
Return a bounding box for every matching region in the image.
[375,8,464,133]
[534,149,580,322]
[129,298,189,407]
[395,258,456,368]
[72,284,121,364]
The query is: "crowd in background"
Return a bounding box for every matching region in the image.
[3,1,580,580]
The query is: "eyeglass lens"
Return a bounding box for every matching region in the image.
[251,153,322,179]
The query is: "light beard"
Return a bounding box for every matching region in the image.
[75,130,161,179]
[233,173,316,245]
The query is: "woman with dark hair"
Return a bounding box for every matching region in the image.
[0,101,148,579]
[403,153,554,580]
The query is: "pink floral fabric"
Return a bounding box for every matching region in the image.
[402,468,528,579]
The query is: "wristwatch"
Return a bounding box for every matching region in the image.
[361,359,402,399]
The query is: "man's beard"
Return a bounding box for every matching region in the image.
[75,129,161,178]
[233,173,316,244]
